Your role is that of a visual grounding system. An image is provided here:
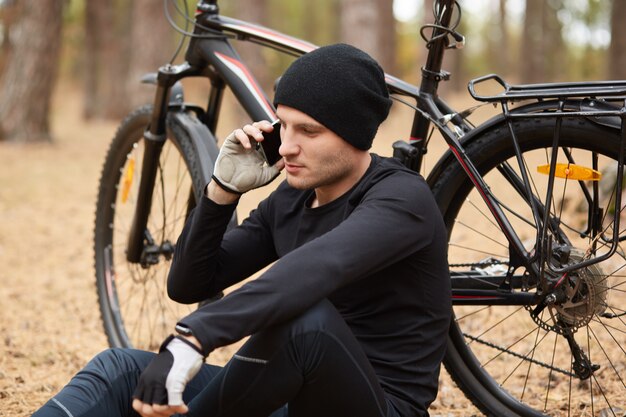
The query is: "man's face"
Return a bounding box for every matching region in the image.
[275,105,364,193]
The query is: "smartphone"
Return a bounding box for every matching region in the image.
[257,120,282,165]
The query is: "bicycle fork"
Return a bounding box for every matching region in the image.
[126,65,182,265]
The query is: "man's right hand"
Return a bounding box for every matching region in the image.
[132,335,204,416]
[212,121,283,194]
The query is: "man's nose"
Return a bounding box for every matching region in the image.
[279,130,298,157]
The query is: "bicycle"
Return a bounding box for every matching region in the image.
[93,1,626,416]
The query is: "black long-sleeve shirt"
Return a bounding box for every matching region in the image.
[169,154,451,416]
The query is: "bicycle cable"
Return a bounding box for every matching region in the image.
[165,0,189,64]
[390,94,484,137]
[164,0,236,41]
[390,95,435,123]
[420,1,463,49]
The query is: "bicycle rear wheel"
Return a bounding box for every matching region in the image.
[430,115,626,416]
[94,105,208,350]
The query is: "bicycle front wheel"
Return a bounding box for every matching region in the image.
[94,105,209,350]
[431,116,626,416]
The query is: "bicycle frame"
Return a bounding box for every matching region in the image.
[126,0,626,308]
[125,0,465,263]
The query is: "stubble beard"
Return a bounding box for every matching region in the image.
[286,150,355,191]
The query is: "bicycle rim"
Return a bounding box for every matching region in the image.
[95,107,204,350]
[434,117,626,416]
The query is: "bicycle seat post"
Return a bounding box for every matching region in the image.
[420,0,456,96]
[196,0,218,14]
[410,0,457,172]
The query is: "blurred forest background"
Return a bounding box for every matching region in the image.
[0,0,626,144]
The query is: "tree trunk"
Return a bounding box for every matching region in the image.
[0,0,19,77]
[84,0,132,120]
[609,0,626,80]
[497,0,509,77]
[484,0,510,79]
[541,0,564,81]
[125,0,174,112]
[339,0,396,73]
[84,0,99,119]
[518,0,563,82]
[303,0,341,47]
[520,0,544,83]
[377,0,397,75]
[0,0,64,142]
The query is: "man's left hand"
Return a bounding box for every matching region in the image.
[132,335,204,416]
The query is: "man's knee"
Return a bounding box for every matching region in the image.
[277,299,344,337]
[81,348,154,383]
[240,300,347,358]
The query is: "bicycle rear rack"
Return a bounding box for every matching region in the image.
[467,74,626,276]
[468,74,626,103]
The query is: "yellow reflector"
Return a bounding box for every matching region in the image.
[537,163,602,181]
[121,157,135,203]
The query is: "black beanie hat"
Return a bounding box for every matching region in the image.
[273,43,392,151]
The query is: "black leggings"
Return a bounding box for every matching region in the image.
[33,300,402,417]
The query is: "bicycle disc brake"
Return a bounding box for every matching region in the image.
[527,248,608,334]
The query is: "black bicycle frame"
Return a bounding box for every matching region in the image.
[125,0,464,264]
[125,0,625,307]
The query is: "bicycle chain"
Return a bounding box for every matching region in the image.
[454,261,576,377]
[463,333,574,377]
[452,259,585,334]
[449,260,507,268]
[452,260,587,377]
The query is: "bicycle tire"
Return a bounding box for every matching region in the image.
[94,105,210,350]
[430,115,626,416]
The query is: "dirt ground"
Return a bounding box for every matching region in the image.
[0,84,481,416]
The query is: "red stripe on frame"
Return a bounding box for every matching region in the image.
[223,22,317,53]
[214,52,275,119]
[452,295,502,299]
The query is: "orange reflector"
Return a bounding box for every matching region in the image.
[537,163,602,181]
[121,157,135,203]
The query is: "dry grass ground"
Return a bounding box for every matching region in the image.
[0,84,487,416]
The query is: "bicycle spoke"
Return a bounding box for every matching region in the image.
[587,326,596,416]
[540,147,559,220]
[453,274,502,289]
[543,331,559,413]
[469,307,525,345]
[448,243,507,258]
[147,269,171,349]
[454,305,493,322]
[455,220,508,249]
[568,359,573,417]
[130,279,151,345]
[588,325,626,389]
[519,320,546,402]
[465,197,503,231]
[162,155,189,236]
[555,165,570,229]
[479,322,539,367]
[599,175,619,234]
